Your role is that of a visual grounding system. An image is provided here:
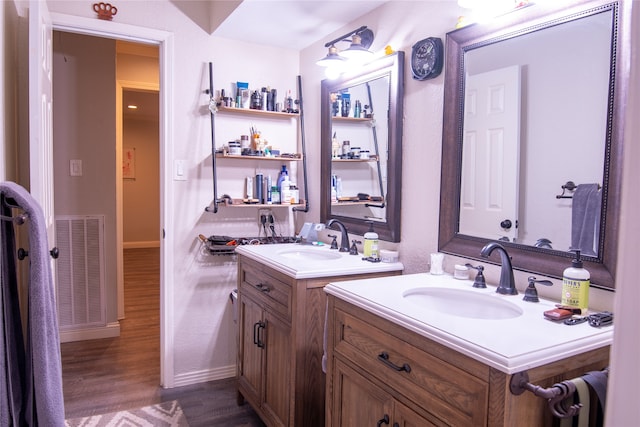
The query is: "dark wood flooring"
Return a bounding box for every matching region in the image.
[61,247,265,426]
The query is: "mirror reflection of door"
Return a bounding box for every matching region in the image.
[460,65,521,241]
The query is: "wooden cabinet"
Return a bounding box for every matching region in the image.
[325,296,610,427]
[236,255,402,427]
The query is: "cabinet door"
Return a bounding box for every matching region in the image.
[331,358,394,427]
[238,295,264,404]
[261,310,291,427]
[394,402,443,427]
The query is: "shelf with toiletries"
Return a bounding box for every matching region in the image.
[331,157,378,162]
[217,105,299,119]
[206,72,309,214]
[205,69,309,213]
[331,116,371,123]
[215,153,303,161]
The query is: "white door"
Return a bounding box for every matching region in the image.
[29,0,56,252]
[460,65,521,241]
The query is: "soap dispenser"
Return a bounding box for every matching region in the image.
[561,250,590,313]
[363,222,379,259]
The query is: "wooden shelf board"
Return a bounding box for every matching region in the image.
[216,153,302,161]
[217,105,298,119]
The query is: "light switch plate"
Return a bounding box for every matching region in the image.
[70,159,82,176]
[174,160,187,181]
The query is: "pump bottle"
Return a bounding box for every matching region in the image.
[561,250,590,314]
[363,222,379,259]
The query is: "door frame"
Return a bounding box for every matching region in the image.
[51,12,176,388]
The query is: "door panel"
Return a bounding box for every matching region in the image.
[28,0,55,248]
[461,65,521,241]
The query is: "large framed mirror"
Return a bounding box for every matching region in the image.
[321,52,404,242]
[439,0,629,290]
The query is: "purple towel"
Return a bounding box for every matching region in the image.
[0,181,65,426]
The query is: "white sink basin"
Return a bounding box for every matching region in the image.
[403,287,524,320]
[277,248,342,261]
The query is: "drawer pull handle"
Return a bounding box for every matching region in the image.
[255,283,271,293]
[378,352,411,373]
[376,414,390,426]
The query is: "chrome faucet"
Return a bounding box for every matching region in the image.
[480,242,517,295]
[326,219,350,252]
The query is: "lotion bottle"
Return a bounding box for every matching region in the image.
[561,250,590,314]
[363,222,379,259]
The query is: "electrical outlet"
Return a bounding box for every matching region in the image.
[258,208,273,228]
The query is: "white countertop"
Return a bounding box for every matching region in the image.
[235,243,404,279]
[324,273,613,374]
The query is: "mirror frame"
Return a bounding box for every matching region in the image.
[438,0,629,290]
[320,51,404,242]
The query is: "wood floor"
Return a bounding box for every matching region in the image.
[61,247,265,426]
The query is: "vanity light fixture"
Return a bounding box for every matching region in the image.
[316,26,375,77]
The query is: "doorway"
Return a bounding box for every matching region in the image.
[50,25,169,387]
[45,9,174,388]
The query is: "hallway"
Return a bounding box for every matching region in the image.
[60,248,264,426]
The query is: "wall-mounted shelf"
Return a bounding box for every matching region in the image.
[216,153,303,161]
[205,66,309,214]
[217,105,299,119]
[222,199,306,208]
[332,116,371,123]
[331,157,378,163]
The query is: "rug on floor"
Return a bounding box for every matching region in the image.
[65,400,189,427]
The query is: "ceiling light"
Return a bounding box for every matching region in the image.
[316,26,375,78]
[316,45,347,67]
[339,34,374,60]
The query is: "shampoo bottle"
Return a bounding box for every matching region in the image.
[277,165,288,201]
[363,222,379,259]
[561,250,590,313]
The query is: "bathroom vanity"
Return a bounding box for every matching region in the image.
[324,274,612,427]
[235,243,403,427]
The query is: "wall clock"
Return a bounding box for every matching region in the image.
[411,37,444,81]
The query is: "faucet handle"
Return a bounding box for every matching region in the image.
[350,240,361,255]
[465,263,486,288]
[523,276,553,302]
[328,234,338,250]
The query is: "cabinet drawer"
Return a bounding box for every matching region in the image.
[333,308,488,427]
[240,263,292,322]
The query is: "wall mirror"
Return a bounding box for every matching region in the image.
[321,52,404,242]
[439,0,629,290]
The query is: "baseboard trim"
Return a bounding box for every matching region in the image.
[123,241,160,249]
[169,365,236,388]
[60,322,121,343]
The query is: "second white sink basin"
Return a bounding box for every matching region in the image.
[403,287,524,320]
[277,248,342,261]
